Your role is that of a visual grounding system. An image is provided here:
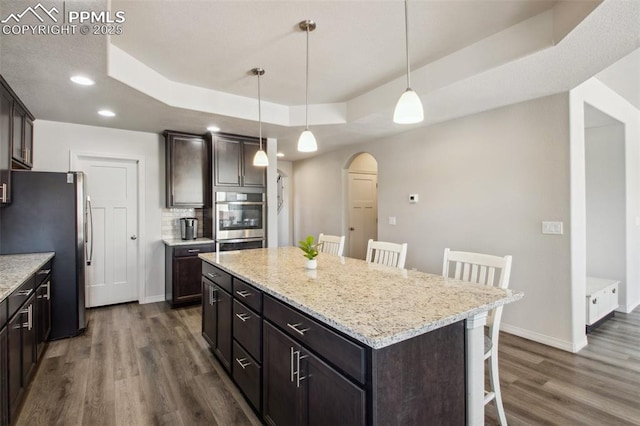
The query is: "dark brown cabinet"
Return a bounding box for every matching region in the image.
[201,263,233,372]
[8,293,36,422]
[165,243,214,307]
[164,130,210,208]
[11,103,33,169]
[213,134,265,189]
[0,86,12,204]
[35,277,51,360]
[0,326,7,426]
[263,322,365,426]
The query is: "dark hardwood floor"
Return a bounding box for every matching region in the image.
[16,302,640,425]
[487,307,640,425]
[16,302,261,426]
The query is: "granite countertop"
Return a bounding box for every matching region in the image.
[163,237,215,247]
[200,247,523,349]
[0,252,55,303]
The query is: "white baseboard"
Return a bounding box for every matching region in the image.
[620,299,640,314]
[141,295,165,304]
[500,323,586,353]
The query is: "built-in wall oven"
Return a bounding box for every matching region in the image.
[215,192,265,251]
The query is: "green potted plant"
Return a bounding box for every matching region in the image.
[298,235,320,270]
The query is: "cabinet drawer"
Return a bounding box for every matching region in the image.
[264,295,366,385]
[8,275,36,319]
[35,260,52,287]
[175,244,214,257]
[202,262,232,293]
[232,341,261,411]
[233,300,261,360]
[233,278,262,313]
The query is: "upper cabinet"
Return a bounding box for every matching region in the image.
[1,74,35,205]
[213,134,265,190]
[11,103,34,169]
[164,130,211,208]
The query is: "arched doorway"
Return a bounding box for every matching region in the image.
[345,153,378,259]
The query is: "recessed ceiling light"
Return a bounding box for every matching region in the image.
[70,75,95,86]
[207,125,220,132]
[277,152,285,158]
[98,109,116,117]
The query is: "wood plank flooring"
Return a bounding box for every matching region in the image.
[16,302,640,425]
[16,302,261,426]
[486,307,640,425]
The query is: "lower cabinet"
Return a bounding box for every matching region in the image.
[263,322,365,426]
[0,327,7,426]
[201,277,232,371]
[8,293,36,422]
[166,243,215,307]
[35,279,51,360]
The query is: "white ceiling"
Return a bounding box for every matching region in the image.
[1,0,639,161]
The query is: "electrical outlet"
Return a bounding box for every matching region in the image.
[542,221,563,235]
[409,194,419,204]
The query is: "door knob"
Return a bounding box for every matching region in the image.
[130,235,137,240]
[349,227,355,231]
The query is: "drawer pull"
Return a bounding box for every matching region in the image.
[37,269,52,275]
[206,272,219,279]
[17,288,34,297]
[236,290,251,298]
[21,305,33,331]
[188,249,201,253]
[236,357,252,369]
[287,322,309,336]
[235,313,251,322]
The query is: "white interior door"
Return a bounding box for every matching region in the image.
[76,155,139,307]
[348,173,377,259]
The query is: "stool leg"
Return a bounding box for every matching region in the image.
[489,348,507,425]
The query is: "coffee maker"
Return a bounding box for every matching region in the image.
[180,217,198,240]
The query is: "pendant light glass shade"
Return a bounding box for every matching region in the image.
[297,129,317,152]
[394,0,423,124]
[297,20,318,153]
[253,148,269,166]
[394,88,423,124]
[251,67,268,167]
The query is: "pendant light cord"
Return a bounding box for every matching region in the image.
[258,72,263,150]
[404,0,411,89]
[305,25,310,131]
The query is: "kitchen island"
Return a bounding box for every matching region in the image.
[200,247,522,425]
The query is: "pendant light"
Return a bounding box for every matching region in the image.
[393,0,424,124]
[297,20,318,153]
[252,67,269,167]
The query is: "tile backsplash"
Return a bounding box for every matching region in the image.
[162,208,205,239]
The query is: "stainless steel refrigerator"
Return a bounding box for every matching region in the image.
[0,170,90,339]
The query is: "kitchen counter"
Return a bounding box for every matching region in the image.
[0,252,55,302]
[162,237,214,247]
[199,247,522,349]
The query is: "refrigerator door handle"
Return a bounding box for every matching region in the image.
[86,196,94,266]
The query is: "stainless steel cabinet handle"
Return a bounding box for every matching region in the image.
[0,183,7,203]
[44,281,51,300]
[21,305,33,331]
[37,269,52,275]
[236,290,251,298]
[612,288,616,294]
[188,249,200,253]
[209,287,218,305]
[294,350,308,388]
[17,288,34,297]
[235,313,251,322]
[236,358,252,369]
[287,322,309,336]
[206,272,219,279]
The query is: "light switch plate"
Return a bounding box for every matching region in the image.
[389,216,397,225]
[542,221,563,235]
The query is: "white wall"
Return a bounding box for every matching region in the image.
[33,120,165,303]
[585,123,626,283]
[570,78,640,350]
[294,94,575,350]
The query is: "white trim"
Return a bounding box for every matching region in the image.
[620,299,640,314]
[70,150,147,305]
[466,312,487,426]
[500,323,586,353]
[142,295,165,304]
